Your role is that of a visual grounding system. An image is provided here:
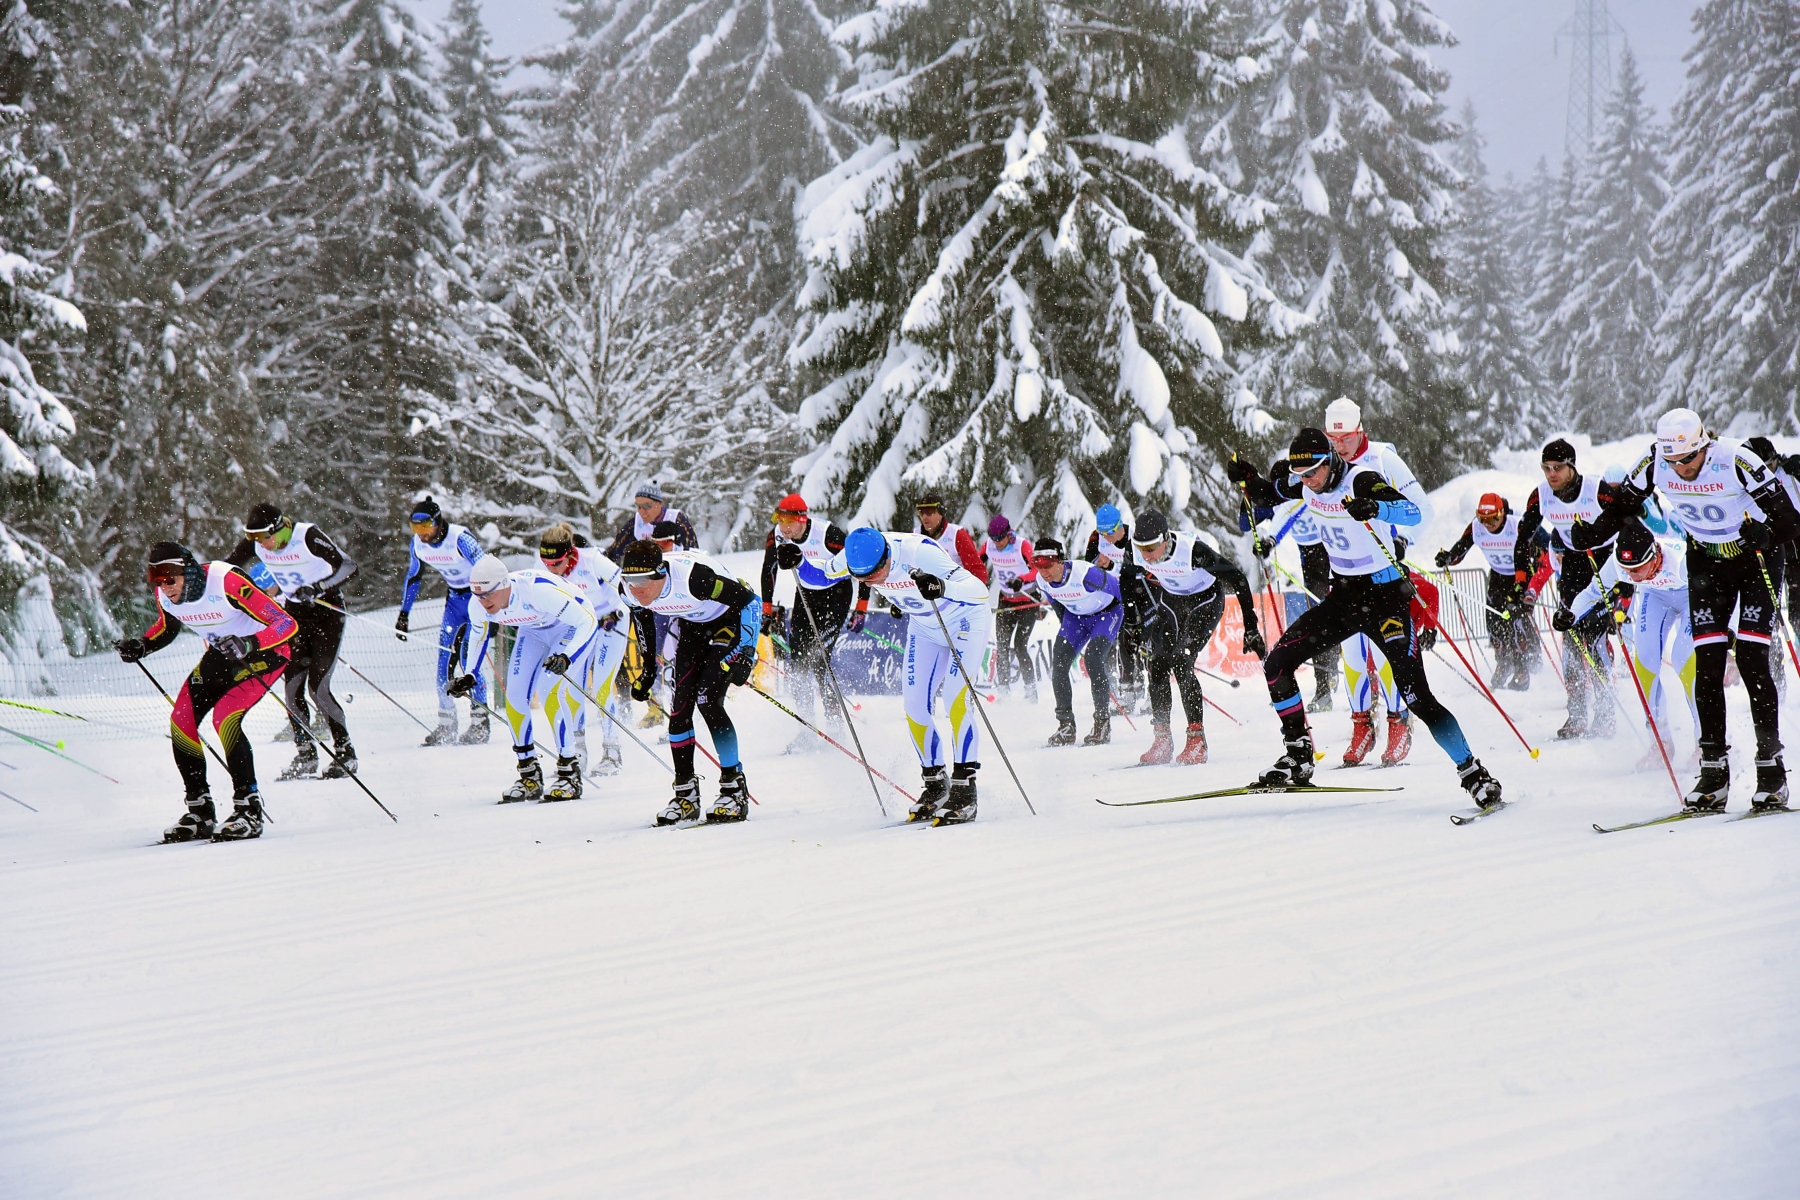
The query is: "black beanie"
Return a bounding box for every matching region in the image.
[1745,436,1778,465]
[1131,510,1170,545]
[1032,537,1064,559]
[1613,520,1658,568]
[243,502,284,534]
[410,495,442,522]
[620,540,666,578]
[1541,438,1577,465]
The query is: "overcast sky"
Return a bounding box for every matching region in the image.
[405,0,1701,182]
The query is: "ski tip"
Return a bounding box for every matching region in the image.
[1592,822,1610,834]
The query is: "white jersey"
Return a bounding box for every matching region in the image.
[159,561,277,643]
[624,555,734,625]
[1285,500,1324,547]
[472,569,596,639]
[1349,439,1433,543]
[916,519,967,562]
[1573,536,1688,621]
[776,517,839,591]
[252,522,335,597]
[831,532,988,617]
[1297,465,1406,578]
[412,522,478,588]
[1092,531,1131,575]
[632,505,689,543]
[1627,437,1772,547]
[1471,514,1521,574]
[1038,560,1115,616]
[982,537,1034,590]
[1535,476,1608,551]
[1134,531,1219,597]
[557,549,628,622]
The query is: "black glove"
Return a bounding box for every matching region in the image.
[544,652,571,676]
[1551,608,1576,633]
[1740,518,1772,551]
[631,674,653,703]
[1242,625,1266,660]
[395,611,410,639]
[1785,454,1800,478]
[289,584,318,606]
[1600,484,1644,513]
[913,572,945,602]
[1434,549,1451,570]
[1344,494,1380,522]
[719,645,755,686]
[1253,534,1275,559]
[774,542,803,570]
[115,637,147,664]
[446,673,478,698]
[1225,455,1257,485]
[214,634,251,661]
[1418,623,1438,652]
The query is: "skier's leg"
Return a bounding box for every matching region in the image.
[1736,552,1784,762]
[786,604,820,724]
[1143,594,1177,726]
[1050,634,1077,721]
[1011,609,1036,695]
[1341,633,1376,712]
[943,608,989,767]
[306,604,350,744]
[903,623,949,768]
[502,632,541,771]
[1265,599,1360,739]
[1368,588,1473,766]
[665,632,707,779]
[1085,633,1116,718]
[169,657,222,800]
[208,650,288,798]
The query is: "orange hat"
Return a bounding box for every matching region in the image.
[1476,493,1504,519]
[773,493,808,518]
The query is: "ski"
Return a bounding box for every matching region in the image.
[1592,809,1727,834]
[1728,805,1799,823]
[1097,783,1403,808]
[1449,802,1507,825]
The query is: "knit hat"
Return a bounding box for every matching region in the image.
[1131,510,1170,546]
[1614,520,1658,569]
[1095,503,1123,535]
[773,493,808,518]
[1323,397,1362,435]
[635,481,667,503]
[914,492,945,512]
[1475,493,1505,520]
[620,540,666,578]
[987,514,1012,539]
[1031,537,1064,561]
[243,502,285,535]
[843,528,891,577]
[469,555,510,596]
[1287,427,1333,475]
[651,520,684,542]
[1541,438,1577,466]
[409,496,442,524]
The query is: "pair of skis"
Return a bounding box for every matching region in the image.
[1593,804,1797,833]
[1096,781,1507,825]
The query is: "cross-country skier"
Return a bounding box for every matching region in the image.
[760,493,853,753]
[1085,504,1145,711]
[913,493,990,585]
[1436,493,1533,691]
[538,523,628,778]
[618,541,761,825]
[1746,436,1800,681]
[835,527,991,824]
[982,514,1040,702]
[1129,510,1264,766]
[1516,439,1617,740]
[1228,429,1503,810]
[1251,500,1337,711]
[227,503,359,780]
[451,554,598,804]
[1577,409,1800,811]
[116,542,299,841]
[1560,518,1697,769]
[1322,397,1435,766]
[397,497,490,746]
[1033,538,1123,747]
[603,481,698,561]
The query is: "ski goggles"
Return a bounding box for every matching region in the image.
[409,516,439,535]
[243,518,284,537]
[147,560,186,588]
[1030,553,1063,570]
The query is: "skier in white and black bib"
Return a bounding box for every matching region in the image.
[759,493,854,752]
[1033,538,1123,748]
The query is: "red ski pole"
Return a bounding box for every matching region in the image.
[1612,627,1683,806]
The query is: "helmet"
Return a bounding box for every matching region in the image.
[1323,397,1362,435]
[1095,503,1123,535]
[1656,408,1711,461]
[1287,427,1333,475]
[620,541,666,579]
[1131,510,1170,546]
[1614,520,1658,569]
[469,554,510,595]
[843,528,891,577]
[1475,493,1505,520]
[987,514,1012,540]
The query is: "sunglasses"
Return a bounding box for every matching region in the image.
[1665,448,1705,467]
[147,562,185,588]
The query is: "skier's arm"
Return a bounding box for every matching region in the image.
[400,541,425,612]
[225,537,256,568]
[1226,455,1285,507]
[1085,564,1122,605]
[1299,542,1331,599]
[142,605,185,653]
[303,525,356,592]
[1743,459,1800,545]
[1348,473,1420,526]
[686,563,762,652]
[223,568,298,652]
[954,528,989,585]
[1191,540,1259,634]
[1015,539,1039,588]
[1442,524,1476,567]
[1513,491,1544,579]
[759,529,779,606]
[1574,457,1655,549]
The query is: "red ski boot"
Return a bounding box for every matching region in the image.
[1380,713,1413,766]
[1139,724,1174,765]
[1342,711,1376,766]
[1175,723,1208,765]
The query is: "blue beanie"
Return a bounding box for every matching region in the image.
[1095,503,1123,535]
[843,528,891,577]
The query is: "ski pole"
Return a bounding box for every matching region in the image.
[334,654,436,736]
[313,597,415,643]
[241,661,397,822]
[1753,551,1800,677]
[1106,690,1139,732]
[1195,664,1242,688]
[926,596,1035,815]
[0,786,36,811]
[795,588,886,817]
[747,683,917,804]
[0,721,120,782]
[1611,626,1683,806]
[539,665,677,778]
[133,659,233,775]
[0,696,87,721]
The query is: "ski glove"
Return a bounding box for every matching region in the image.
[774,542,804,571]
[1600,485,1644,514]
[289,585,319,606]
[1551,608,1578,633]
[395,611,410,639]
[214,634,252,662]
[1785,454,1800,479]
[1344,494,1381,522]
[446,673,479,698]
[846,610,866,634]
[1224,455,1257,485]
[1242,625,1267,660]
[913,573,945,602]
[630,674,653,703]
[543,652,571,676]
[719,646,755,687]
[115,637,148,664]
[1138,605,1172,640]
[1417,624,1438,652]
[1434,549,1452,569]
[1740,518,1772,551]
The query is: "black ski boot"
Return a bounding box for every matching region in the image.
[214,791,265,841]
[320,739,357,779]
[1751,757,1790,812]
[1083,714,1112,746]
[909,766,948,822]
[656,776,702,826]
[1307,672,1334,713]
[542,755,582,803]
[935,765,978,825]
[1048,716,1077,746]
[278,742,318,781]
[1555,714,1587,740]
[1457,757,1503,809]
[709,767,750,823]
[1259,736,1316,787]
[458,707,490,745]
[1684,757,1730,812]
[423,712,458,747]
[162,794,217,843]
[501,756,544,804]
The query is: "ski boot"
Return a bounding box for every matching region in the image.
[214,791,265,841]
[458,708,490,745]
[320,740,357,779]
[1683,757,1730,812]
[1555,713,1587,740]
[1457,758,1503,809]
[1306,673,1334,713]
[655,777,703,826]
[934,766,978,825]
[590,744,623,778]
[709,767,750,823]
[637,700,667,729]
[162,794,217,843]
[1380,713,1412,766]
[501,756,544,804]
[1507,662,1532,691]
[422,712,459,747]
[1083,715,1112,746]
[278,742,318,781]
[1023,680,1038,706]
[1139,723,1174,765]
[908,766,948,822]
[1341,711,1376,766]
[1175,723,1208,765]
[1259,736,1316,788]
[542,755,583,803]
[1751,757,1790,812]
[1048,716,1078,747]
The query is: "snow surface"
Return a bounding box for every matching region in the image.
[5,627,1799,1198]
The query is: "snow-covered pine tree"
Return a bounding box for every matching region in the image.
[1540,49,1666,440]
[1221,0,1471,487]
[1654,0,1800,430]
[1446,102,1551,449]
[792,1,1299,540]
[434,0,515,242]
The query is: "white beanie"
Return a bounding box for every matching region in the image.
[1323,397,1362,435]
[469,554,510,595]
